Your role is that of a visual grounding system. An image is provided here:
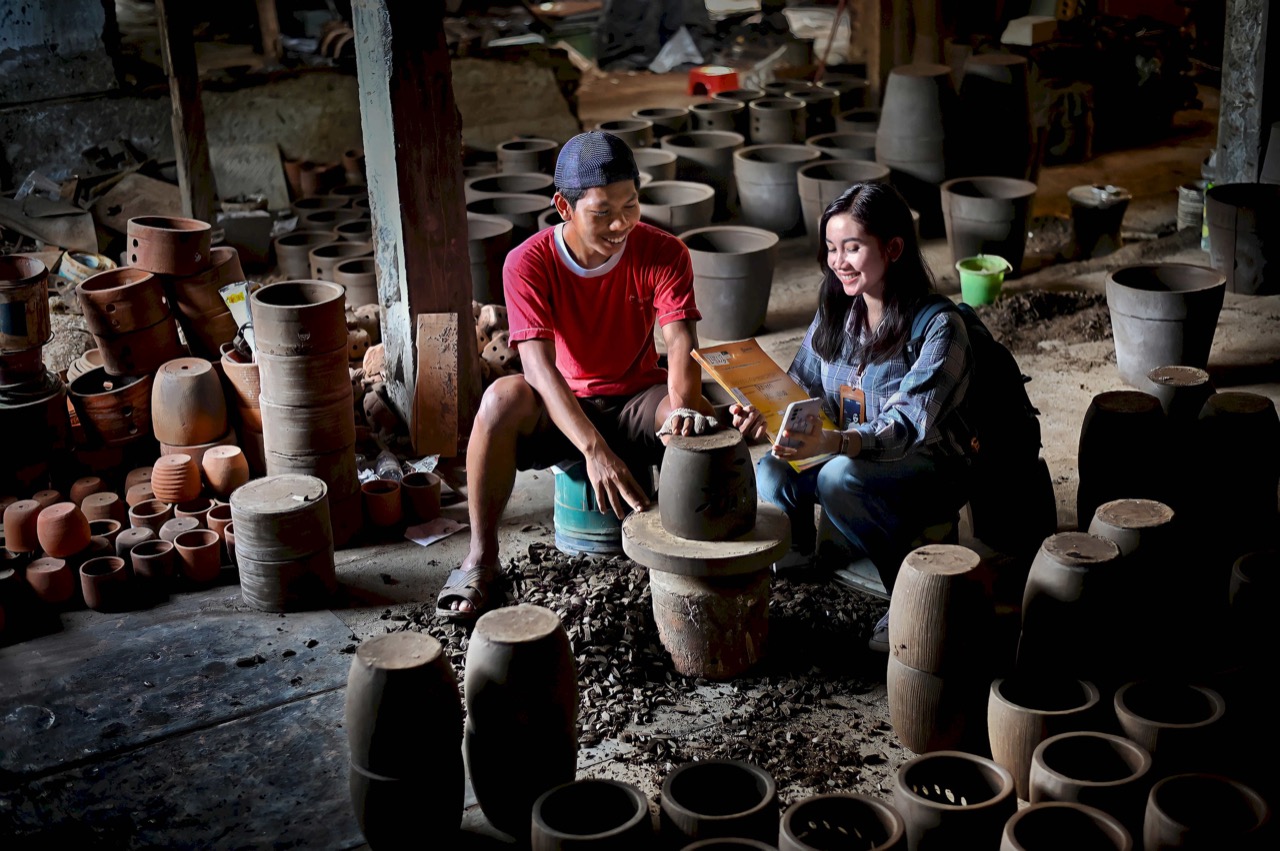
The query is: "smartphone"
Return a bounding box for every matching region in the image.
[774,397,823,450]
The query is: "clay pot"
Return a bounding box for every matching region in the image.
[817,76,870,112]
[1105,264,1226,389]
[361,479,402,528]
[88,518,123,549]
[464,172,556,202]
[291,196,346,218]
[250,280,348,357]
[893,751,1017,850]
[201,445,250,500]
[465,194,553,246]
[274,230,339,280]
[804,131,879,162]
[988,676,1102,801]
[660,759,778,845]
[298,208,364,232]
[632,148,678,182]
[690,101,745,135]
[151,357,229,447]
[836,107,881,132]
[679,225,778,341]
[36,502,92,558]
[886,654,988,755]
[1229,549,1277,664]
[76,266,170,337]
[169,245,244,315]
[174,528,222,584]
[712,88,766,111]
[532,779,653,850]
[229,474,333,562]
[129,538,174,589]
[779,793,906,851]
[334,218,372,243]
[1001,802,1132,851]
[940,177,1038,272]
[333,257,378,309]
[4,499,43,553]
[596,118,654,149]
[747,98,806,144]
[1205,182,1280,295]
[27,557,76,605]
[114,526,157,559]
[1076,390,1168,530]
[1142,773,1270,850]
[463,604,579,838]
[125,466,153,491]
[467,213,514,305]
[0,255,51,354]
[1029,731,1154,840]
[400,471,441,523]
[660,131,745,220]
[126,483,157,507]
[1145,365,1215,422]
[79,555,130,611]
[69,476,107,506]
[174,498,214,528]
[256,348,351,406]
[261,396,357,454]
[1192,392,1280,558]
[957,54,1034,182]
[788,87,840,137]
[733,145,823,235]
[888,544,994,673]
[632,107,688,139]
[658,430,755,540]
[151,453,202,504]
[224,522,236,564]
[308,241,373,283]
[160,516,201,544]
[496,137,559,174]
[0,344,47,387]
[1113,681,1226,775]
[876,63,956,186]
[125,216,212,275]
[92,310,185,377]
[68,368,153,447]
[31,489,62,508]
[128,499,174,534]
[638,181,716,233]
[207,502,233,540]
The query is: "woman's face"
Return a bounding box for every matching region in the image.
[824,212,901,300]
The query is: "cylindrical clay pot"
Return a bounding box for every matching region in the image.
[1029,731,1153,840]
[733,145,823,235]
[679,226,779,341]
[894,750,1017,850]
[531,779,653,851]
[988,676,1101,801]
[660,758,778,846]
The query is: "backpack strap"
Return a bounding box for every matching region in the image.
[905,294,957,368]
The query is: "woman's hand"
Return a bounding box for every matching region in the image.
[771,416,842,461]
[730,403,767,441]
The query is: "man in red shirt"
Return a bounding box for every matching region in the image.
[438,131,716,620]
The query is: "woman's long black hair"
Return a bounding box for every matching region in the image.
[811,182,935,364]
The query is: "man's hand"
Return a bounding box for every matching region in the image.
[730,403,767,441]
[657,407,718,444]
[584,445,649,519]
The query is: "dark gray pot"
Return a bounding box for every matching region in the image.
[805,131,878,162]
[817,75,870,112]
[638,181,715,233]
[680,226,779,340]
[466,193,553,247]
[876,64,956,185]
[690,100,746,135]
[733,144,822,234]
[661,131,745,220]
[748,98,806,145]
[787,87,841,138]
[632,148,677,182]
[595,118,654,149]
[836,107,880,133]
[798,160,892,245]
[1205,182,1280,295]
[496,138,559,174]
[632,106,689,139]
[957,54,1034,181]
[464,172,555,203]
[466,213,513,304]
[940,176,1038,271]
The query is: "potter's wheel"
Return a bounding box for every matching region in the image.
[621,504,790,577]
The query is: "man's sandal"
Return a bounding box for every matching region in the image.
[435,565,501,623]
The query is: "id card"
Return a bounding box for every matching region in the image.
[840,385,865,428]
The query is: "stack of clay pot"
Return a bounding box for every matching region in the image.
[875,63,958,236]
[220,343,266,476]
[151,357,236,469]
[621,429,790,680]
[0,256,70,493]
[229,473,337,611]
[885,544,995,755]
[251,281,361,547]
[164,244,246,359]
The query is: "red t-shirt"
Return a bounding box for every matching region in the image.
[503,222,700,398]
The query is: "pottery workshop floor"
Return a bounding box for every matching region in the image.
[5,75,1280,847]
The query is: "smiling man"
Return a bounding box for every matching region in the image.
[437,130,716,620]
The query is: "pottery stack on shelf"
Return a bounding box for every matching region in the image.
[165,244,246,358]
[229,474,337,612]
[251,280,362,547]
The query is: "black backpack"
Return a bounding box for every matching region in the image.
[906,295,1057,555]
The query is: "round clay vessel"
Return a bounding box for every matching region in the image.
[114,526,157,559]
[201,445,250,499]
[1113,681,1226,774]
[151,357,229,446]
[361,479,402,528]
[125,215,211,274]
[4,499,43,553]
[27,557,75,605]
[159,431,237,470]
[400,471,441,522]
[174,529,222,584]
[128,499,174,534]
[893,751,1017,850]
[160,516,201,544]
[988,676,1101,801]
[69,476,107,506]
[1029,731,1154,840]
[87,518,123,549]
[1001,802,1132,851]
[80,491,125,524]
[888,544,991,674]
[660,758,778,845]
[125,483,157,508]
[779,792,906,850]
[658,429,756,541]
[531,779,654,850]
[151,453,202,504]
[125,466,153,491]
[129,539,174,597]
[31,489,62,508]
[206,502,233,541]
[36,502,92,558]
[174,498,215,528]
[1143,773,1270,850]
[79,555,130,612]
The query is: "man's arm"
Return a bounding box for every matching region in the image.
[661,319,710,414]
[519,338,649,518]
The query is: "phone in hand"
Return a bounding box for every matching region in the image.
[774,397,824,453]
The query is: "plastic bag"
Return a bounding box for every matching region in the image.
[648,26,703,75]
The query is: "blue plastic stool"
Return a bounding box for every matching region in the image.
[551,461,655,557]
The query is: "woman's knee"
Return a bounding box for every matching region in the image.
[755,454,794,505]
[816,455,870,503]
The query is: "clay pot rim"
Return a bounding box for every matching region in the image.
[662,130,746,150]
[661,758,777,824]
[1106,263,1225,296]
[597,118,653,131]
[466,194,552,215]
[1032,731,1152,788]
[990,677,1101,716]
[174,529,219,550]
[176,498,215,513]
[88,518,123,535]
[735,144,823,164]
[818,76,870,90]
[1233,549,1278,585]
[131,499,173,518]
[76,266,153,294]
[1002,802,1130,848]
[334,257,376,275]
[328,184,368,199]
[786,87,840,103]
[128,216,212,235]
[1146,773,1270,834]
[252,280,345,308]
[207,503,233,522]
[941,176,1039,200]
[401,471,441,488]
[780,792,905,847]
[68,366,148,397]
[890,62,952,78]
[1146,365,1210,386]
[1113,681,1226,730]
[894,751,1015,812]
[799,160,891,182]
[467,213,515,240]
[310,241,373,260]
[533,778,649,841]
[691,101,744,113]
[806,131,879,146]
[497,138,558,152]
[335,220,372,236]
[639,181,717,205]
[631,149,678,166]
[749,97,806,112]
[680,225,780,256]
[131,539,174,557]
[0,255,47,283]
[361,479,400,497]
[80,555,126,577]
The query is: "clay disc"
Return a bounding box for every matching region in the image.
[622,504,790,577]
[1042,531,1121,567]
[1093,498,1174,530]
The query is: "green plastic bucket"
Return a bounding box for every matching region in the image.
[955,254,1012,306]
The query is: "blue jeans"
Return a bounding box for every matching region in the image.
[757,451,970,592]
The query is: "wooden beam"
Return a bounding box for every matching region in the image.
[155,0,217,223]
[350,0,482,457]
[255,0,283,63]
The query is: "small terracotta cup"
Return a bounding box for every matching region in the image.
[31,489,63,509]
[3,499,44,553]
[207,503,233,540]
[129,499,174,534]
[81,492,126,524]
[160,516,201,544]
[70,476,107,506]
[114,526,157,559]
[80,556,130,612]
[175,498,215,528]
[88,519,123,549]
[27,557,76,605]
[130,539,175,599]
[400,471,441,522]
[362,479,403,528]
[125,466,154,491]
[174,529,221,584]
[126,483,157,507]
[36,502,93,559]
[201,445,250,500]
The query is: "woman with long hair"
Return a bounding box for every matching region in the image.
[731,182,975,651]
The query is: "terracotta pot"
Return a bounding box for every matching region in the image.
[174,497,214,528]
[129,538,173,600]
[68,367,153,447]
[229,474,333,562]
[201,445,250,500]
[126,216,212,275]
[224,522,236,564]
[0,344,46,387]
[308,241,373,283]
[69,476,107,506]
[660,759,778,846]
[298,207,364,232]
[174,528,221,584]
[334,218,372,243]
[273,230,339,279]
[1142,773,1270,850]
[3,499,43,553]
[27,556,76,605]
[733,144,823,235]
[128,499,174,534]
[169,245,243,314]
[92,311,185,377]
[76,267,170,336]
[361,479,402,528]
[988,676,1102,801]
[114,525,157,559]
[1001,802,1132,851]
[150,357,229,446]
[237,549,336,612]
[532,779,654,850]
[888,544,992,674]
[250,281,348,357]
[80,555,131,611]
[893,751,1017,850]
[1029,731,1153,840]
[333,257,378,309]
[632,148,678,182]
[464,604,579,837]
[887,654,988,755]
[159,430,237,470]
[36,502,92,558]
[496,137,559,173]
[172,299,239,361]
[400,471,441,522]
[160,516,201,544]
[263,444,359,505]
[151,453,202,504]
[1113,681,1226,775]
[87,518,123,549]
[658,430,755,540]
[219,346,261,411]
[0,255,51,354]
[125,483,157,508]
[261,396,357,455]
[125,466,154,491]
[594,119,654,149]
[257,346,358,408]
[779,793,907,851]
[31,489,62,508]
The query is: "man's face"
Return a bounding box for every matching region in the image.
[559,179,641,261]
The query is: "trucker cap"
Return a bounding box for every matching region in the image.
[553,130,640,193]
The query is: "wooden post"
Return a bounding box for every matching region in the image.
[255,0,283,63]
[155,0,217,224]
[350,0,481,457]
